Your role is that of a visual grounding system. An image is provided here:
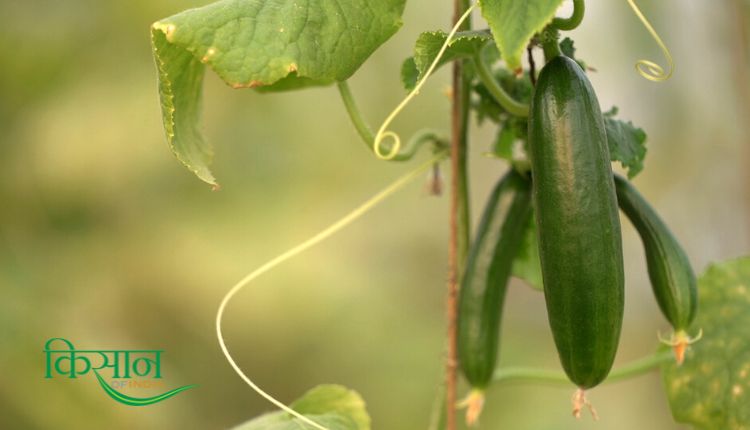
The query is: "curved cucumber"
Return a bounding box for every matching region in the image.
[528,55,624,389]
[457,170,532,390]
[614,175,697,331]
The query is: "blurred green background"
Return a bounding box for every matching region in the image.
[1,0,748,429]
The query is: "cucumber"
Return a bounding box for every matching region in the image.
[458,170,532,386]
[528,55,624,389]
[457,170,532,422]
[614,174,697,362]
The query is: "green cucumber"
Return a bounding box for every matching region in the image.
[528,55,624,389]
[457,170,532,391]
[614,174,697,360]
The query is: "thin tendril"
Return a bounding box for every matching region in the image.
[373,3,478,160]
[216,151,448,430]
[627,0,674,82]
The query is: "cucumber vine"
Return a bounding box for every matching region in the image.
[150,1,749,429]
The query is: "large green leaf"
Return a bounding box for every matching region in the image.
[400,30,492,90]
[480,0,564,71]
[662,256,750,429]
[232,384,370,430]
[151,0,406,186]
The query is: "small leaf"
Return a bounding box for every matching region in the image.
[481,0,564,71]
[662,256,750,430]
[151,0,406,185]
[401,30,493,90]
[492,126,515,161]
[231,384,370,430]
[603,107,647,178]
[559,37,576,58]
[559,37,587,70]
[401,58,420,92]
[512,213,543,291]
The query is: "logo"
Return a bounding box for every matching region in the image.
[44,338,196,406]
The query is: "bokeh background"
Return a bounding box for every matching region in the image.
[1,0,748,429]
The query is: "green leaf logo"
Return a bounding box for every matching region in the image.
[94,371,197,406]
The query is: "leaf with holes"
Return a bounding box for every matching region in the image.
[231,384,370,430]
[151,0,406,186]
[662,256,750,429]
[480,0,564,71]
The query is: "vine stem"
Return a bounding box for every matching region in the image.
[552,0,585,31]
[374,4,476,160]
[729,0,750,241]
[337,81,375,147]
[473,53,529,117]
[337,81,447,160]
[528,46,537,86]
[446,1,472,429]
[541,26,562,63]
[492,349,673,385]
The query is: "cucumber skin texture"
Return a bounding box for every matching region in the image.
[528,55,624,389]
[614,175,697,330]
[458,170,532,389]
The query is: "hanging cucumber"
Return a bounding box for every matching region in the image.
[614,174,699,364]
[457,170,532,425]
[528,54,625,409]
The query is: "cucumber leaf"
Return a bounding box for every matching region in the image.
[493,125,515,161]
[289,384,370,429]
[480,0,564,71]
[559,37,576,58]
[400,58,419,93]
[559,37,588,71]
[151,0,406,186]
[603,107,647,179]
[401,30,493,91]
[232,384,370,430]
[662,256,750,429]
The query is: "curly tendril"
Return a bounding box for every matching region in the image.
[216,151,448,430]
[373,3,478,160]
[627,0,674,82]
